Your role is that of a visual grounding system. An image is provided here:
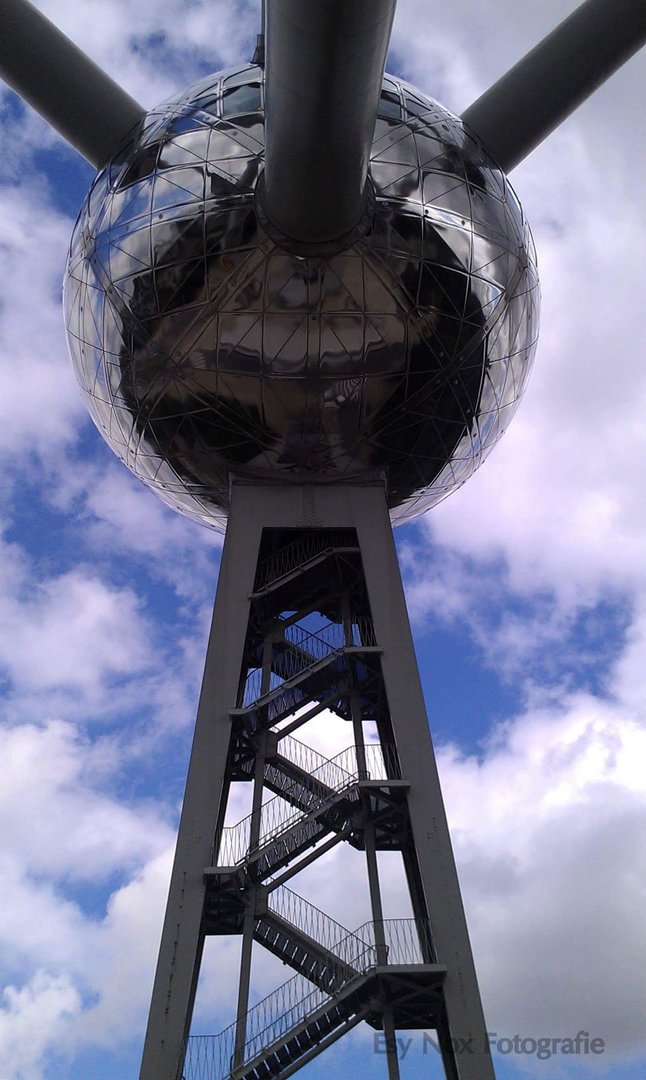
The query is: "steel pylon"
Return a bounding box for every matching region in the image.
[141,481,494,1080]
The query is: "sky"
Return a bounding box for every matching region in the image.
[0,2,645,1079]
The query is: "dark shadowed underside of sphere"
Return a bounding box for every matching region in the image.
[64,66,540,530]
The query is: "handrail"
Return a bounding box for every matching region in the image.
[242,616,377,707]
[266,884,370,967]
[253,531,358,591]
[353,917,435,966]
[213,752,355,867]
[213,742,397,867]
[184,917,434,1079]
[275,733,352,791]
[185,944,376,1080]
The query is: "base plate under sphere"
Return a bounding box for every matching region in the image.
[64,66,540,530]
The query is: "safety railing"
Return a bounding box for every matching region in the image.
[260,734,355,813]
[185,942,377,1080]
[242,629,337,705]
[235,731,329,782]
[261,759,335,817]
[184,918,434,1079]
[266,885,370,967]
[355,917,435,965]
[237,680,312,730]
[329,741,401,782]
[276,733,357,790]
[213,750,355,867]
[213,742,397,867]
[284,616,376,651]
[253,530,358,592]
[242,617,377,706]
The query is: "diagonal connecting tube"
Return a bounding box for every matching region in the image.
[462,0,646,173]
[259,0,397,250]
[0,0,146,168]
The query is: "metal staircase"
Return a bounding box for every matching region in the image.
[185,914,445,1080]
[208,741,403,886]
[185,948,378,1080]
[254,886,366,994]
[157,520,485,1080]
[233,618,382,741]
[236,734,354,811]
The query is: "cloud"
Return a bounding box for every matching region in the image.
[0,716,177,1077]
[0,720,170,883]
[0,971,82,1080]
[392,129,646,650]
[0,183,83,461]
[0,848,176,1077]
[439,693,646,1054]
[57,460,223,603]
[0,523,154,715]
[1,569,151,693]
[33,0,260,109]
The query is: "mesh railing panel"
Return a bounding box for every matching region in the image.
[354,917,435,965]
[242,617,377,706]
[184,918,433,1079]
[213,741,397,867]
[253,531,358,592]
[267,885,370,966]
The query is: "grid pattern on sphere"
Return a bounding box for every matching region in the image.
[64,66,540,530]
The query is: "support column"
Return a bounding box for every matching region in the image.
[233,641,271,1068]
[140,494,266,1080]
[353,486,493,1080]
[348,647,400,1080]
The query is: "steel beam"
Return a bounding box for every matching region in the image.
[0,0,145,167]
[462,0,646,172]
[260,0,397,248]
[351,485,494,1080]
[140,503,262,1080]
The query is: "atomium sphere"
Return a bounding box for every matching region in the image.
[64,66,540,530]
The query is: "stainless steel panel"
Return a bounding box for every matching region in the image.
[64,66,540,531]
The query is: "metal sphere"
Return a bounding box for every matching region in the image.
[64,66,540,530]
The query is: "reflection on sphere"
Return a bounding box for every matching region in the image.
[64,66,540,530]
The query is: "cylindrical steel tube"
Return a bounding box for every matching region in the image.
[261,0,397,247]
[0,0,146,168]
[461,0,646,173]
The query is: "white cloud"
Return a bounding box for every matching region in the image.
[67,850,174,1050]
[2,570,150,692]
[0,848,176,1076]
[34,0,260,108]
[439,697,646,1052]
[417,173,646,612]
[0,716,177,1077]
[0,535,153,703]
[61,461,223,603]
[0,971,82,1080]
[0,184,82,460]
[0,720,171,882]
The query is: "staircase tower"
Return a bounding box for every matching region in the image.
[140,480,494,1080]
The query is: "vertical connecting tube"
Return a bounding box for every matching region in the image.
[261,0,397,247]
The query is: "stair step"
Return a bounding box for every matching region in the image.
[247,899,369,1028]
[236,988,364,1080]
